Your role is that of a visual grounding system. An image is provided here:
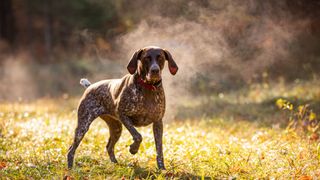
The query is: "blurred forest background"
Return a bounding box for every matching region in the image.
[1,1,320,178]
[0,0,319,100]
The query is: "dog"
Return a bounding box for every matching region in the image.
[67,46,178,170]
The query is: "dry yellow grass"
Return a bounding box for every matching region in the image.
[0,96,319,179]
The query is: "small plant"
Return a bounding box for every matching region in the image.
[276,98,319,136]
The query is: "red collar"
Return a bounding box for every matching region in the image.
[136,77,162,91]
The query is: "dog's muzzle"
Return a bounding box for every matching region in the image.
[147,64,161,82]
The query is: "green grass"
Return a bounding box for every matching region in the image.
[0,80,320,179]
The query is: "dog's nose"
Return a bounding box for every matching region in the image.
[151,68,160,74]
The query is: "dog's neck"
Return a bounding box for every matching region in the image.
[134,73,162,91]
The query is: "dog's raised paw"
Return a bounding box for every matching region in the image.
[129,144,140,154]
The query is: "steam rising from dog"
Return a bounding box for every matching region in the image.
[0,1,310,106]
[117,1,309,120]
[0,57,37,101]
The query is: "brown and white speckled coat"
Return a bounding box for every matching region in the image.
[67,46,178,170]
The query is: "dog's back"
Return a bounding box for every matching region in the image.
[78,74,165,125]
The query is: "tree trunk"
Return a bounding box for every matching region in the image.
[0,0,15,45]
[44,0,53,60]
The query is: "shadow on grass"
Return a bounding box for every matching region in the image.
[175,96,320,127]
[64,161,210,179]
[127,165,212,179]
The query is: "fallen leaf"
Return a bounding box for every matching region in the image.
[165,172,174,178]
[298,151,306,160]
[0,162,7,170]
[63,175,74,180]
[298,175,312,180]
[259,152,265,160]
[309,133,319,141]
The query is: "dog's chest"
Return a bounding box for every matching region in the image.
[121,88,165,126]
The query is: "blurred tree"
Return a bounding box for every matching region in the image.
[1,0,120,61]
[0,0,15,44]
[0,0,319,79]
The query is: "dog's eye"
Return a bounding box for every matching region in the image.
[157,56,164,62]
[144,57,151,61]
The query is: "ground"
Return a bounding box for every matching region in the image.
[0,80,319,179]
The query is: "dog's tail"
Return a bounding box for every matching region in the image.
[80,78,91,88]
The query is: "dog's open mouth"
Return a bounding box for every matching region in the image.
[146,74,161,84]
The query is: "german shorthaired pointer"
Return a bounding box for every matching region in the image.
[67,46,178,170]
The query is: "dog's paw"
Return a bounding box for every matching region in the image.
[110,158,118,163]
[129,144,140,154]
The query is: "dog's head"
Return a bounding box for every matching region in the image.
[127,46,178,83]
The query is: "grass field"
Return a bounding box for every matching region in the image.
[0,80,319,179]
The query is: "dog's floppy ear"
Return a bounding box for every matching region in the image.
[127,49,143,74]
[163,49,178,75]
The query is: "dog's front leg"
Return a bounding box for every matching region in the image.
[153,120,165,170]
[120,115,142,154]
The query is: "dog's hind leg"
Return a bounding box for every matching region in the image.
[100,115,122,163]
[67,100,105,169]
